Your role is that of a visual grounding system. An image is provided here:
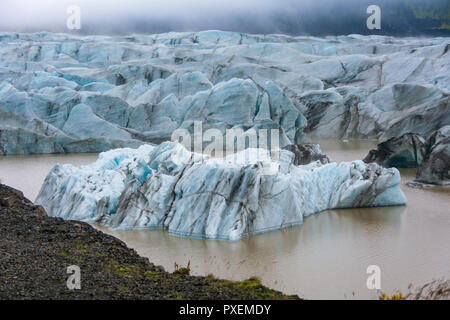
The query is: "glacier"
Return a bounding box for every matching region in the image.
[0,31,449,154]
[36,141,406,241]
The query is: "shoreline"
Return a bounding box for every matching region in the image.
[0,184,298,300]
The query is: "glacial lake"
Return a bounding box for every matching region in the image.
[0,140,449,299]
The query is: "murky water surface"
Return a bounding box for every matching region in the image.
[1,141,448,299]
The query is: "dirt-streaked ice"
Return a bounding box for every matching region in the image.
[36,141,406,240]
[1,31,448,154]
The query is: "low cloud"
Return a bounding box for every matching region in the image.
[0,0,447,36]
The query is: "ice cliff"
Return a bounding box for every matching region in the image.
[0,31,449,154]
[36,141,406,240]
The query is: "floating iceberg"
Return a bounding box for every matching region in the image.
[36,142,406,240]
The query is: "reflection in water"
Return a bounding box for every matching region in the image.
[1,140,449,299]
[95,204,409,299]
[0,153,99,201]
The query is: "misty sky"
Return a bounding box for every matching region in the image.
[0,0,448,36]
[1,0,293,32]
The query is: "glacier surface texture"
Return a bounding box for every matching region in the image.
[0,31,449,154]
[36,142,406,240]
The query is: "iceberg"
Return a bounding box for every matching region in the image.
[36,141,406,241]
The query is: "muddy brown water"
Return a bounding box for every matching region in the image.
[0,140,448,299]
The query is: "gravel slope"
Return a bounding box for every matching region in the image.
[0,184,298,300]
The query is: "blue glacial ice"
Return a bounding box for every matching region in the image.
[36,141,406,240]
[1,31,449,154]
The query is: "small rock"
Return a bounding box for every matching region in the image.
[282,143,330,166]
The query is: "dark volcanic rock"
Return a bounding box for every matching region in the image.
[0,184,297,300]
[283,143,330,165]
[410,126,450,186]
[364,126,450,187]
[363,133,427,168]
[0,184,46,218]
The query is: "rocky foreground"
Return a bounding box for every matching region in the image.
[0,184,297,300]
